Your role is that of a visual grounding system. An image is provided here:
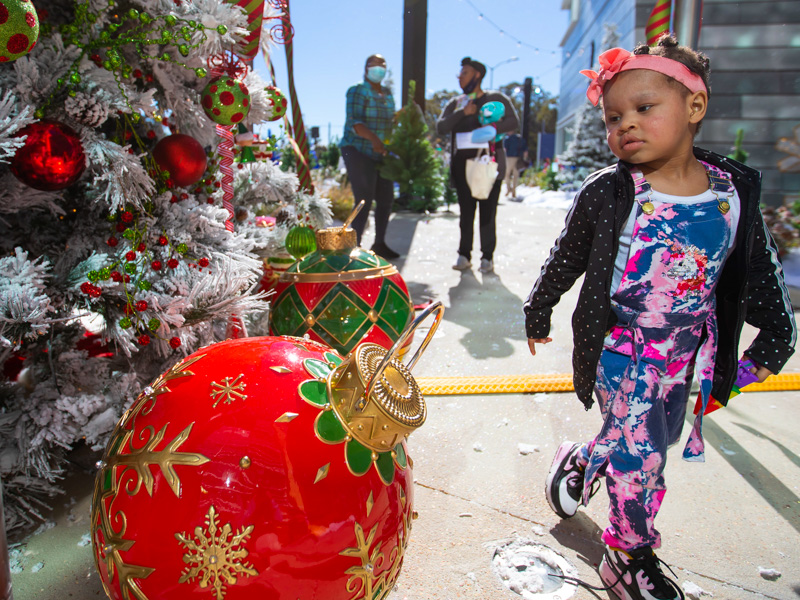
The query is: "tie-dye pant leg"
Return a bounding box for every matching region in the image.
[587,346,695,550]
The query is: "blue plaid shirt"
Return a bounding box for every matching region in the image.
[341,80,395,160]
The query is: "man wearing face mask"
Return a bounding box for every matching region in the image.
[340,54,400,259]
[437,57,519,273]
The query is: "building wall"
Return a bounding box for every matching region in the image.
[558,0,800,205]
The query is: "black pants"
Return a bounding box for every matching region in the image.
[452,156,501,261]
[341,145,394,246]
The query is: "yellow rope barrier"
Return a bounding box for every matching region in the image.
[416,373,800,396]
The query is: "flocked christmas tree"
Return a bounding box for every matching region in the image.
[379,80,443,211]
[0,0,330,535]
[556,24,619,188]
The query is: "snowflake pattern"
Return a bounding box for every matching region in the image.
[175,505,258,599]
[210,374,247,408]
[665,243,708,297]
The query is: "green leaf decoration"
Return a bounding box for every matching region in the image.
[324,351,343,367]
[375,451,395,485]
[299,380,328,407]
[315,409,347,443]
[345,438,373,476]
[393,443,408,469]
[304,358,332,380]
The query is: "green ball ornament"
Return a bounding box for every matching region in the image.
[178,44,189,57]
[138,280,151,291]
[124,262,137,274]
[0,0,39,62]
[216,24,227,35]
[285,225,317,260]
[195,67,207,78]
[147,317,160,331]
[164,15,176,26]
[119,317,132,329]
[99,267,111,280]
[176,243,188,254]
[122,229,135,240]
[87,270,100,282]
[201,76,250,126]
[263,85,288,122]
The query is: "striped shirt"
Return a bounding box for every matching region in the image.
[341,80,395,160]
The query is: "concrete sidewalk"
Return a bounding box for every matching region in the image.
[9,198,800,600]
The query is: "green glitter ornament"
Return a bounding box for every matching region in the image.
[119,316,132,329]
[99,267,111,280]
[147,317,160,330]
[87,270,100,282]
[177,243,188,254]
[124,262,137,274]
[0,0,39,62]
[138,280,151,291]
[201,76,250,126]
[285,225,317,260]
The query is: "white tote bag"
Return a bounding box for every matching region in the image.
[465,148,498,200]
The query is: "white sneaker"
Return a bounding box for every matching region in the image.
[452,255,471,270]
[479,259,494,273]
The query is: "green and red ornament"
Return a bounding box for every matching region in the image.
[263,85,288,122]
[201,76,251,126]
[0,0,38,62]
[10,119,86,191]
[269,225,414,356]
[152,133,208,188]
[91,303,443,600]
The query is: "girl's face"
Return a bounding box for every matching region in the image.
[602,69,701,166]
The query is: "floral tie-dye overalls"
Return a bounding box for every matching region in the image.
[577,161,735,550]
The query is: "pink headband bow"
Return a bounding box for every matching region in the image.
[580,47,707,106]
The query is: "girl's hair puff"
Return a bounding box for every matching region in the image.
[633,35,711,98]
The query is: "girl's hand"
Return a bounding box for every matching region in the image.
[528,337,552,356]
[743,355,773,383]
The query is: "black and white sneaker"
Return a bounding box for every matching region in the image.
[599,546,684,600]
[545,441,589,518]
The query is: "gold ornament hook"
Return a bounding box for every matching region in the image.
[365,300,444,399]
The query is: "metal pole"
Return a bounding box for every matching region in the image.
[402,0,428,109]
[522,77,532,149]
[673,0,703,48]
[0,480,13,600]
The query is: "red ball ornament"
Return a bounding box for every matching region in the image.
[263,85,288,122]
[10,120,86,191]
[91,305,441,600]
[169,336,181,349]
[152,134,208,188]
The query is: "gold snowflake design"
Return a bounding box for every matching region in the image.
[210,374,247,408]
[175,505,258,600]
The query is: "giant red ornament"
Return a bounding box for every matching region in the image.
[152,133,208,188]
[91,302,443,600]
[10,119,86,190]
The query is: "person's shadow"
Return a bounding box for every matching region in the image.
[445,269,527,359]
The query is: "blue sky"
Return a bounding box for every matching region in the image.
[252,0,569,144]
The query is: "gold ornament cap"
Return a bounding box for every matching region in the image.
[325,300,445,452]
[327,343,425,452]
[315,226,357,251]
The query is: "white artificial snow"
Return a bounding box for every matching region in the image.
[77,533,92,547]
[682,581,712,598]
[492,539,577,600]
[758,567,781,580]
[518,443,540,455]
[473,443,485,452]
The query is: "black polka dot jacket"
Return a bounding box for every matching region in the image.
[523,147,797,410]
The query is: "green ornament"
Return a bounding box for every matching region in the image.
[285,225,317,261]
[178,44,189,57]
[147,317,160,330]
[0,0,40,62]
[122,229,135,240]
[68,90,77,98]
[87,270,100,282]
[160,52,171,61]
[138,280,151,291]
[102,60,112,71]
[99,30,110,41]
[160,29,172,42]
[179,25,189,35]
[188,20,197,29]
[127,8,139,19]
[69,72,81,84]
[106,213,117,222]
[119,317,132,329]
[139,13,152,25]
[165,15,177,27]
[201,76,251,126]
[130,113,141,123]
[195,67,207,78]
[124,262,137,274]
[99,267,111,280]
[181,31,192,41]
[33,107,43,118]
[177,243,188,254]
[216,24,228,35]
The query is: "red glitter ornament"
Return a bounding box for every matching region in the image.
[137,334,150,346]
[121,211,133,223]
[167,258,179,269]
[168,336,181,349]
[107,236,118,247]
[10,120,86,191]
[152,134,207,188]
[158,235,168,246]
[135,300,148,312]
[110,271,123,282]
[151,260,162,271]
[198,257,209,268]
[136,242,146,252]
[125,251,136,261]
